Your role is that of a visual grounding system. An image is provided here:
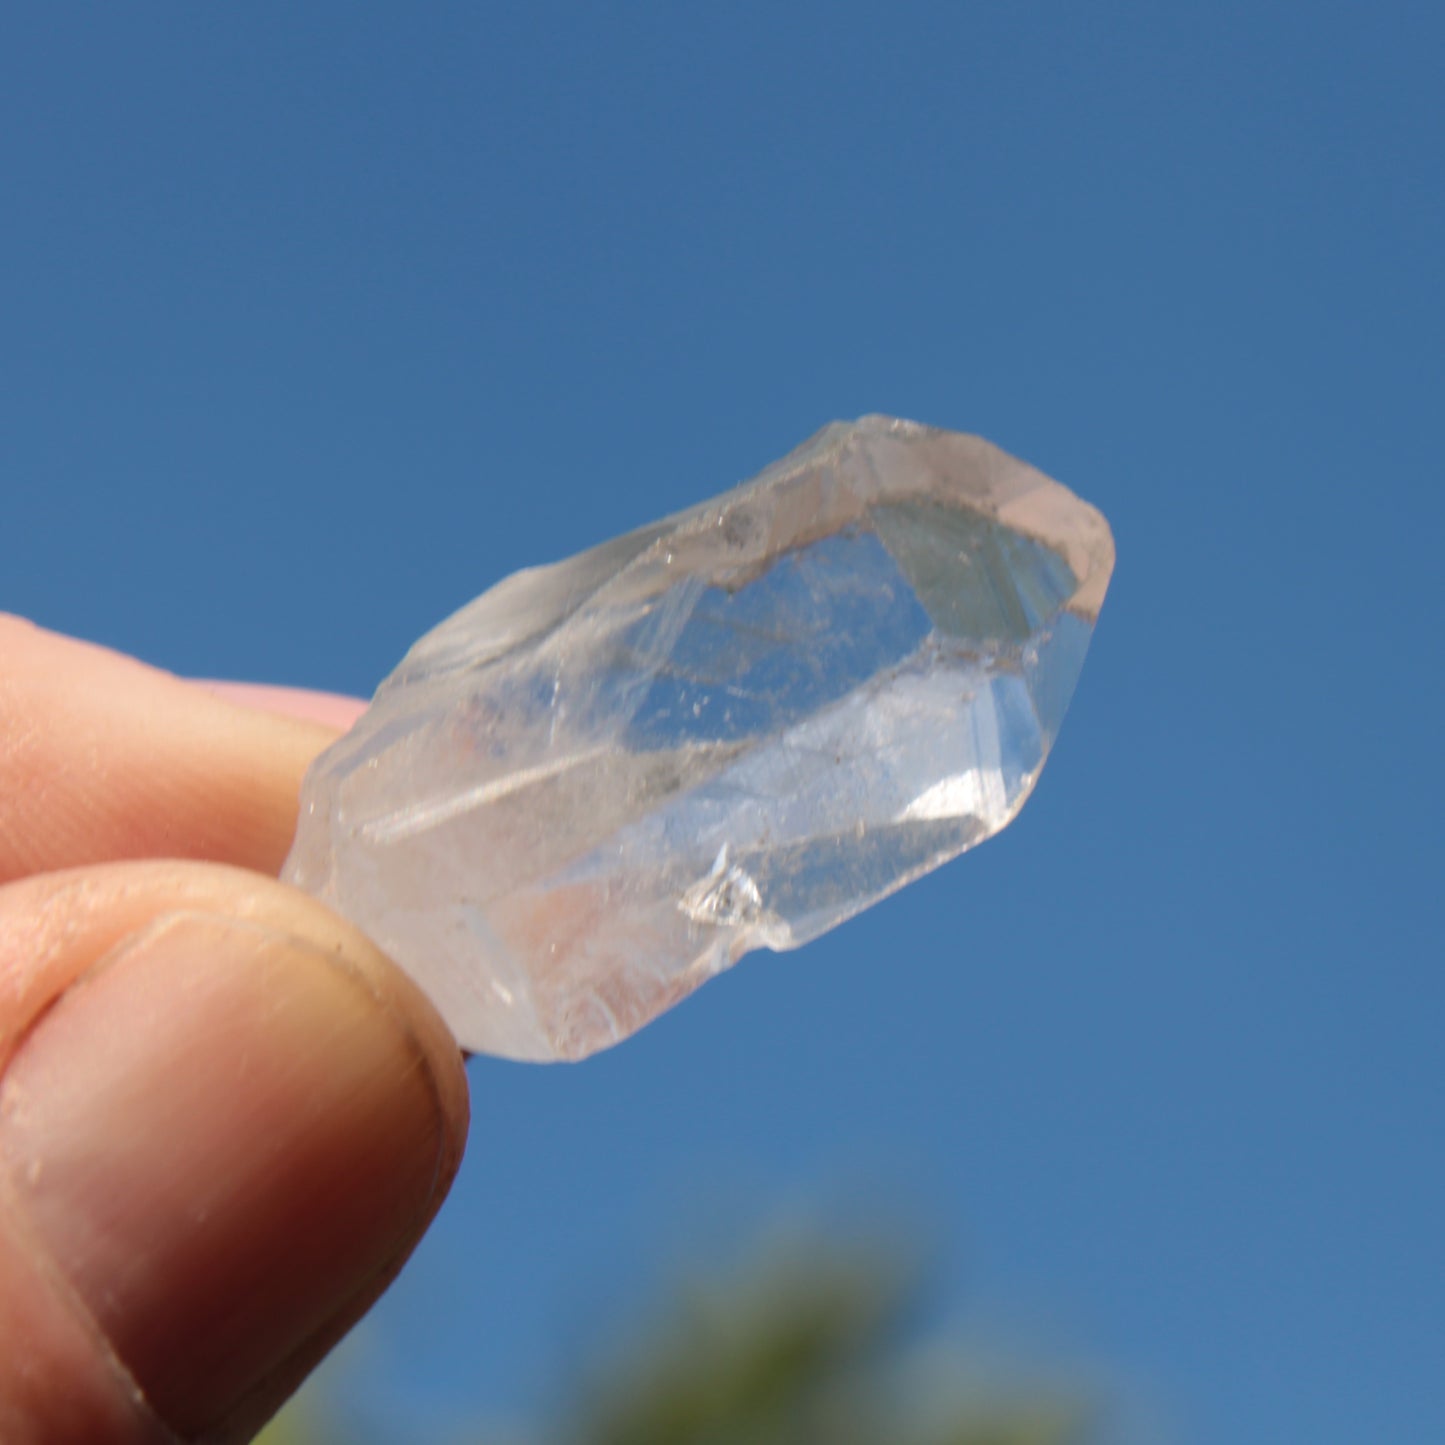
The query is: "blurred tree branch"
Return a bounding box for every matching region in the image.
[261,1234,1093,1445]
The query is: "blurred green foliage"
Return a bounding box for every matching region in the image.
[259,1236,1091,1445]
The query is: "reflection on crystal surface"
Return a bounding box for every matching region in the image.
[284,417,1115,1060]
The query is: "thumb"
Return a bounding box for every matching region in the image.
[0,862,469,1444]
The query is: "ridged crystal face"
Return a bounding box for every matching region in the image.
[284,418,1115,1060]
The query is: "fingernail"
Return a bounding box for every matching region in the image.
[196,680,368,730]
[0,912,450,1437]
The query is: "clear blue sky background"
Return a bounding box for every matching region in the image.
[4,5,1442,1442]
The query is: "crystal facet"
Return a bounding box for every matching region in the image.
[284,418,1115,1060]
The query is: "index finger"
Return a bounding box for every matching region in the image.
[0,616,365,885]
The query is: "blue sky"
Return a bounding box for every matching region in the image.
[4,4,1442,1442]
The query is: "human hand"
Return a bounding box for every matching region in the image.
[0,616,470,1443]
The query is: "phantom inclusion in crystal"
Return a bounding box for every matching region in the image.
[284,418,1115,1060]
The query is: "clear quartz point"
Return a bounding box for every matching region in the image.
[284,417,1115,1060]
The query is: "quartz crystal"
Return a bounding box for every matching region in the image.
[284,417,1115,1060]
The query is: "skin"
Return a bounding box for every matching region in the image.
[0,615,471,1444]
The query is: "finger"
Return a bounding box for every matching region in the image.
[0,615,347,883]
[196,682,368,731]
[0,860,469,1444]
